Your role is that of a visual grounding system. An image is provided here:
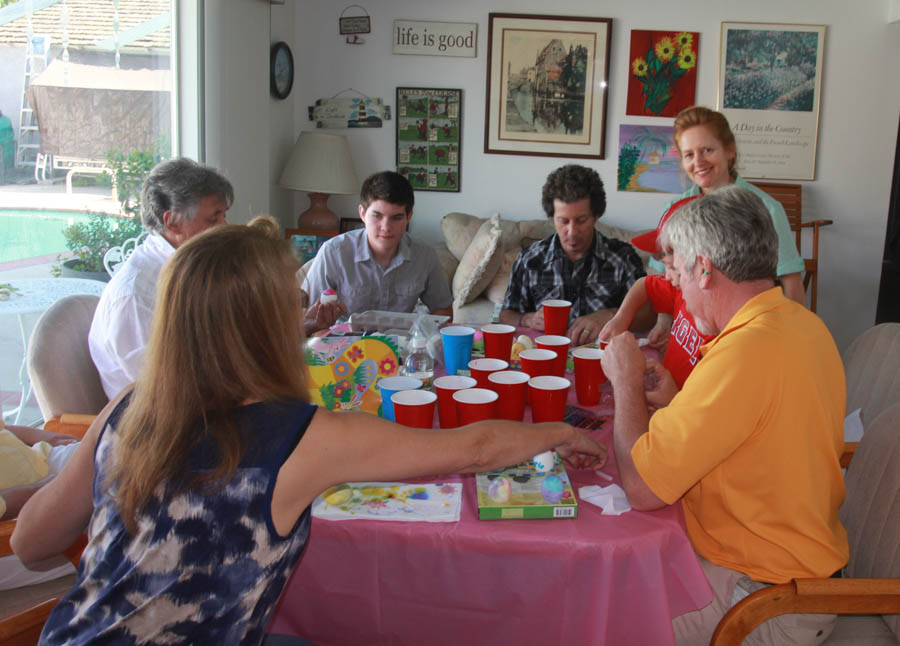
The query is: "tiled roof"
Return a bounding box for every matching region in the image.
[0,0,170,51]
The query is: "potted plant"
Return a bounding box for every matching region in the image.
[54,145,165,281]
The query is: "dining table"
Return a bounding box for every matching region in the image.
[267,329,713,645]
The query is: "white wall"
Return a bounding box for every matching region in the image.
[203,1,293,224]
[269,0,900,351]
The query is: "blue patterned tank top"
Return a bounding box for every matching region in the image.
[40,398,317,645]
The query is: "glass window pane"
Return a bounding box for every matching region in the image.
[0,0,180,424]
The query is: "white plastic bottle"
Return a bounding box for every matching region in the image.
[405,332,434,389]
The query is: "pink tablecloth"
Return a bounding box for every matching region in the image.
[267,383,713,645]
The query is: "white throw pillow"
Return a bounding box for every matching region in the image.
[441,212,485,260]
[484,248,521,304]
[434,244,460,283]
[452,214,504,307]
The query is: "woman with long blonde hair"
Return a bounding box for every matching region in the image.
[13,224,606,645]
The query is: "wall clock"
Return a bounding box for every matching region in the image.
[270,41,294,100]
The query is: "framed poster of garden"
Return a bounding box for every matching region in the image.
[396,87,461,192]
[717,22,826,180]
[484,13,612,159]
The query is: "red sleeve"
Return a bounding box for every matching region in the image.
[644,275,677,315]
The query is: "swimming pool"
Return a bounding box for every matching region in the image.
[0,209,100,263]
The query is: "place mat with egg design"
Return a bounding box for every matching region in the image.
[312,481,462,522]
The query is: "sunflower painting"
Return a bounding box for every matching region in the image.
[627,30,699,117]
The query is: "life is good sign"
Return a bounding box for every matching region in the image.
[393,20,477,58]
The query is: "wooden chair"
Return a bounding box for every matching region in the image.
[0,416,94,645]
[750,181,833,312]
[0,520,87,646]
[710,403,900,645]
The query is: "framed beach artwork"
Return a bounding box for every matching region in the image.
[396,87,462,192]
[484,13,612,159]
[617,124,683,193]
[285,228,338,265]
[339,217,365,234]
[718,22,826,180]
[626,29,699,117]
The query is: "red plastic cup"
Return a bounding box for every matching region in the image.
[572,347,606,406]
[468,358,509,389]
[487,370,530,421]
[481,323,516,361]
[452,388,498,425]
[542,299,571,336]
[433,375,476,429]
[535,335,571,377]
[392,389,438,428]
[519,348,557,378]
[529,375,571,423]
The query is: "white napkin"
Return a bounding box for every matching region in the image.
[578,484,632,515]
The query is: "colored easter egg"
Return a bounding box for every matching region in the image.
[532,450,555,474]
[541,475,564,503]
[322,483,352,505]
[488,476,512,503]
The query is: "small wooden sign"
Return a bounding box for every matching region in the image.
[392,20,477,58]
[339,15,371,35]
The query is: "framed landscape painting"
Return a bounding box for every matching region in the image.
[484,13,612,159]
[718,22,826,180]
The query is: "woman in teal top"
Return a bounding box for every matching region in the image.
[662,106,805,304]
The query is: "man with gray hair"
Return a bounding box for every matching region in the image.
[601,186,848,645]
[89,157,233,398]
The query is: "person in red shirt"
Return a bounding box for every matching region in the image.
[598,196,713,390]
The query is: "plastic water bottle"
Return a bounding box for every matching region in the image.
[405,332,434,389]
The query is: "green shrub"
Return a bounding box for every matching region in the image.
[54,144,167,274]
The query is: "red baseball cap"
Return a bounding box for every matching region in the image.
[631,195,702,254]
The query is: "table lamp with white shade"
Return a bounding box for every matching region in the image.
[279,131,359,229]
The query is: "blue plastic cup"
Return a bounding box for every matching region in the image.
[377,376,423,421]
[441,325,476,376]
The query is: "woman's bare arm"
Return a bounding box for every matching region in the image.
[12,389,130,566]
[270,410,607,535]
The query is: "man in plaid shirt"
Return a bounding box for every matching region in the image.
[499,165,654,345]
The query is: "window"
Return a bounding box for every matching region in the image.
[0,0,192,425]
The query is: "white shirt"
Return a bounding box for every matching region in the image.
[89,233,174,399]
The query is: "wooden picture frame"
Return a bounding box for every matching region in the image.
[339,217,365,233]
[717,22,826,180]
[396,87,462,192]
[484,13,612,159]
[285,228,338,266]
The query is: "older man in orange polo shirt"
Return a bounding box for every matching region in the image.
[601,185,848,646]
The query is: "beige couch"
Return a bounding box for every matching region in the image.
[436,212,653,324]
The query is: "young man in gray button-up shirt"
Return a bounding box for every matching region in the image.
[302,171,452,317]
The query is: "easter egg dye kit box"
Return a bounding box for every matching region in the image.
[475,461,577,520]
